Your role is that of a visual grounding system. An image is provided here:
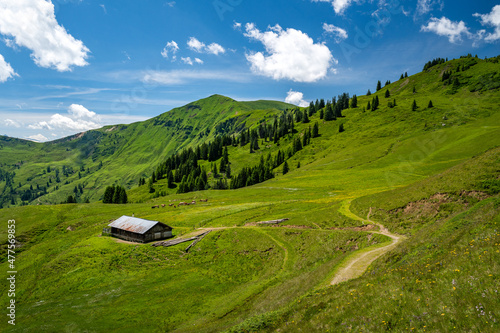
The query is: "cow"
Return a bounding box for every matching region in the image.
[161,204,166,207]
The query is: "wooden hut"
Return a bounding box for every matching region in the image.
[106,216,173,243]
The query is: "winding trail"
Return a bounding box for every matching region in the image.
[162,205,404,287]
[330,205,405,285]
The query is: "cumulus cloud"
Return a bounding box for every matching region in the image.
[421,17,470,43]
[194,58,204,64]
[285,90,309,107]
[187,37,225,55]
[416,0,444,15]
[243,23,335,82]
[161,40,179,61]
[312,0,355,15]
[4,119,20,128]
[0,0,90,71]
[323,23,348,43]
[181,57,193,65]
[233,21,242,30]
[474,5,500,42]
[0,54,17,82]
[27,134,48,142]
[28,104,101,132]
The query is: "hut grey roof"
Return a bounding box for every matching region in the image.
[108,216,168,234]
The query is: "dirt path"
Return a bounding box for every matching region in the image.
[331,206,405,285]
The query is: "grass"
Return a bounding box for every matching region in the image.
[0,55,499,332]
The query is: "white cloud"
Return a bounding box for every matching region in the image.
[164,1,176,7]
[285,90,309,107]
[194,58,204,64]
[99,4,107,14]
[312,0,355,15]
[0,54,17,82]
[141,70,250,85]
[28,104,101,132]
[323,23,348,43]
[233,21,242,30]
[181,57,193,65]
[416,0,443,15]
[206,43,225,55]
[474,5,500,42]
[187,37,225,55]
[187,37,205,52]
[0,0,90,71]
[421,17,470,43]
[4,119,20,128]
[27,134,48,142]
[243,23,335,82]
[161,40,179,61]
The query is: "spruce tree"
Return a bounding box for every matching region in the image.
[297,161,301,168]
[376,80,382,91]
[312,122,319,138]
[319,109,324,119]
[367,101,371,110]
[324,105,335,121]
[385,89,390,98]
[103,185,114,203]
[350,95,357,108]
[339,123,345,133]
[367,89,372,96]
[282,161,289,175]
[405,72,408,78]
[428,100,433,108]
[302,109,309,123]
[412,99,418,111]
[400,74,404,80]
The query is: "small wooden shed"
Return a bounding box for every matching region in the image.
[106,216,173,243]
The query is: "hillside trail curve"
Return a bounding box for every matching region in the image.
[330,206,405,285]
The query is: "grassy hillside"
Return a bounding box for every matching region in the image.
[0,55,499,332]
[0,95,293,207]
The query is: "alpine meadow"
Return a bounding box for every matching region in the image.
[1,1,500,332]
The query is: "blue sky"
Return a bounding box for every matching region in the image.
[0,0,499,142]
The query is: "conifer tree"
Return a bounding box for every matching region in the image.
[282,161,289,175]
[367,89,372,96]
[350,95,357,108]
[319,109,324,119]
[339,123,345,133]
[324,104,335,121]
[103,185,114,203]
[376,80,382,91]
[400,74,404,80]
[312,122,319,138]
[302,109,309,123]
[405,72,408,78]
[412,99,418,111]
[297,161,300,168]
[367,101,371,110]
[428,100,433,108]
[385,89,390,98]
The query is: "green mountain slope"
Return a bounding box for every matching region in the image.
[0,95,292,206]
[0,55,499,332]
